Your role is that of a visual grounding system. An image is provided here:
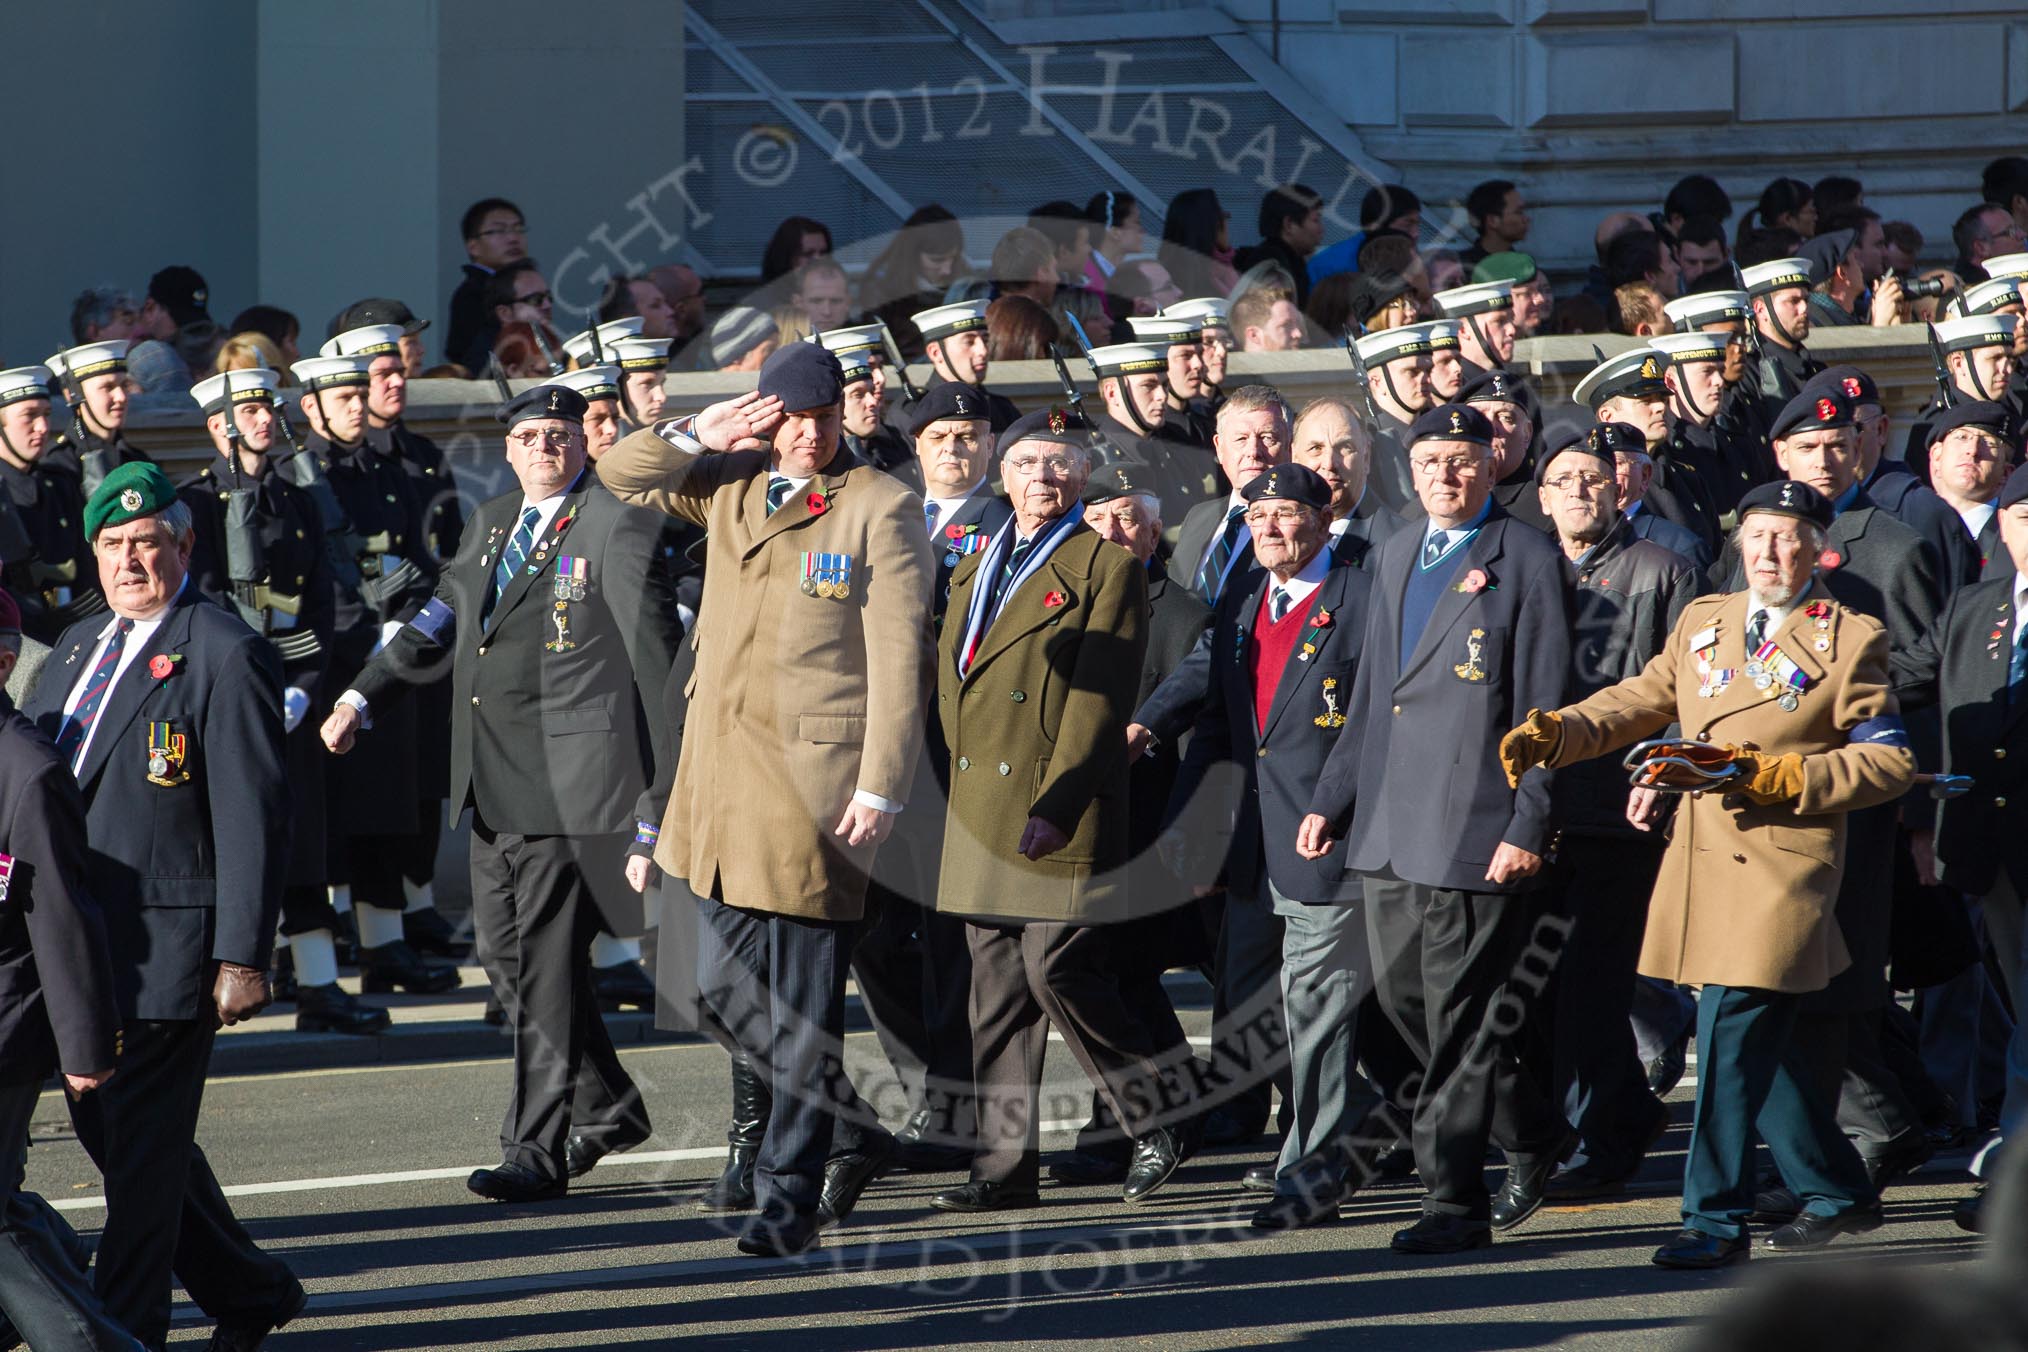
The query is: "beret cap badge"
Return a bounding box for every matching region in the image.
[1815,397,1836,422]
[120,488,143,512]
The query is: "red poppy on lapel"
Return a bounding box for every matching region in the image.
[807,492,831,516]
[1043,590,1067,608]
[149,654,182,680]
[1819,549,1842,571]
[1457,568,1489,594]
[1312,608,1333,629]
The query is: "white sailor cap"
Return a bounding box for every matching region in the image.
[550,365,621,402]
[0,366,54,408]
[291,354,374,391]
[1949,278,2023,318]
[190,367,281,416]
[835,345,875,387]
[1663,290,1750,328]
[562,318,647,367]
[1933,314,2017,353]
[1740,258,1812,297]
[1126,316,1199,348]
[1084,343,1166,379]
[1648,330,1730,367]
[911,300,989,342]
[1573,347,1668,409]
[1161,298,1231,332]
[816,322,891,358]
[320,325,404,360]
[1981,253,2028,281]
[1433,281,1513,318]
[1354,326,1434,366]
[607,335,671,373]
[1409,319,1460,350]
[47,340,130,382]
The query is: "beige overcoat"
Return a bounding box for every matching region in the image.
[1549,583,1916,993]
[598,426,934,921]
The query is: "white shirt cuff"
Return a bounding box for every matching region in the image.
[852,789,904,814]
[337,689,372,728]
[654,414,704,452]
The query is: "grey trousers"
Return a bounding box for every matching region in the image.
[1269,881,1382,1194]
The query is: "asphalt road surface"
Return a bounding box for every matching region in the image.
[22,994,1989,1350]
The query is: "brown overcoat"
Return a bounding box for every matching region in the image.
[1548,582,1916,994]
[934,527,1148,924]
[597,426,935,921]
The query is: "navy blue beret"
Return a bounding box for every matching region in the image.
[1926,400,2013,450]
[1240,463,1331,510]
[1535,424,1621,484]
[758,341,843,412]
[1407,403,1493,448]
[1771,386,1854,439]
[1002,406,1093,451]
[907,381,992,437]
[499,384,586,428]
[1806,365,1880,408]
[1999,461,2028,511]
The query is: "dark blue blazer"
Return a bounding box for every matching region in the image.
[24,588,287,1020]
[1308,508,1571,891]
[1170,559,1373,904]
[0,700,120,1080]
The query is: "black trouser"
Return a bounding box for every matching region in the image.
[1364,878,1571,1221]
[0,1078,138,1352]
[965,921,1192,1191]
[1535,834,1670,1176]
[696,895,886,1218]
[400,797,446,891]
[67,1020,294,1349]
[470,818,648,1177]
[850,884,975,1147]
[1792,1010,1923,1159]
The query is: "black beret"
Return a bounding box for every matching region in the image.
[757,341,843,412]
[907,381,992,437]
[1240,463,1332,510]
[1458,366,1529,408]
[1806,365,1880,408]
[499,384,586,428]
[1771,386,1855,439]
[1407,403,1493,448]
[1738,478,1834,532]
[1925,400,2014,450]
[2000,462,2028,511]
[1535,426,1617,484]
[1002,406,1093,451]
[1084,463,1162,505]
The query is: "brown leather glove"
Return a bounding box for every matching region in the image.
[213,962,273,1027]
[1499,708,1565,788]
[1727,747,1808,806]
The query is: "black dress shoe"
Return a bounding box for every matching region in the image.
[817,1133,895,1226]
[359,940,460,995]
[565,1119,652,1178]
[1122,1126,1183,1203]
[1200,1104,1267,1147]
[1391,1213,1492,1254]
[402,905,470,959]
[697,1142,758,1212]
[1250,1187,1341,1231]
[1747,1184,1801,1225]
[1543,1162,1630,1202]
[1954,1187,1986,1233]
[1646,1040,1688,1098]
[1861,1131,1935,1191]
[736,1209,821,1257]
[1048,1150,1127,1186]
[592,960,656,1012]
[1240,1163,1278,1194]
[1490,1132,1577,1232]
[930,1180,1040,1213]
[206,1273,307,1352]
[467,1162,567,1203]
[1652,1227,1749,1269]
[482,995,507,1027]
[294,981,392,1035]
[1761,1205,1883,1252]
[270,949,298,1004]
